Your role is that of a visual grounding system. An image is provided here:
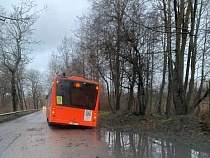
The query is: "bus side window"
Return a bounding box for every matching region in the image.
[46,88,52,107]
[57,83,64,95]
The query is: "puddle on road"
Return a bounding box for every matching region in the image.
[97,127,210,158]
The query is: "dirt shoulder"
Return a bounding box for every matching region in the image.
[98,111,210,153]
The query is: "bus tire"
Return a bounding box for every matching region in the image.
[47,119,53,127]
[48,122,53,127]
[48,122,52,127]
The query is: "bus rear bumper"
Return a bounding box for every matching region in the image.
[49,119,96,127]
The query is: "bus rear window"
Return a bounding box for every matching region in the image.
[56,78,98,110]
[70,82,98,110]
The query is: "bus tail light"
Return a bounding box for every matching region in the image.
[93,112,97,119]
[96,85,99,90]
[52,107,56,116]
[75,82,81,88]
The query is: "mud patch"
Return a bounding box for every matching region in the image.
[35,138,45,142]
[27,127,43,131]
[66,142,89,148]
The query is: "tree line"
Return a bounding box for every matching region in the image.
[0,1,45,113]
[49,0,210,117]
[1,0,210,118]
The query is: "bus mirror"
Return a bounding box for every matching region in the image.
[45,95,48,100]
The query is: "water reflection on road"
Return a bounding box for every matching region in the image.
[97,127,210,158]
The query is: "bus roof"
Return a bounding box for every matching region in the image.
[54,75,99,85]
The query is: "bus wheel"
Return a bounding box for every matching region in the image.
[48,121,53,127]
[48,122,52,126]
[47,119,52,127]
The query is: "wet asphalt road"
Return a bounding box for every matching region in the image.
[0,111,111,158]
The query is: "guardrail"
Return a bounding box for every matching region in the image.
[0,109,40,123]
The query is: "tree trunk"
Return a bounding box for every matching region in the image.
[127,66,136,110]
[127,85,134,111]
[162,0,172,116]
[16,78,24,110]
[172,0,197,115]
[33,94,36,109]
[173,67,187,115]
[11,71,17,111]
[209,80,210,118]
[138,72,146,115]
[149,52,154,113]
[157,47,167,114]
[97,67,114,112]
[115,5,121,111]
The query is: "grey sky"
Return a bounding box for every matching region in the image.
[0,0,90,72]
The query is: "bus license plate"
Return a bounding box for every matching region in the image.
[69,122,78,125]
[84,110,92,121]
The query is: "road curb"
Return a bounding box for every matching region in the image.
[0,109,39,123]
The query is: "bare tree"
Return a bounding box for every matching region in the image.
[46,0,210,118]
[0,1,41,111]
[155,0,210,115]
[75,0,162,114]
[57,36,76,76]
[25,69,43,109]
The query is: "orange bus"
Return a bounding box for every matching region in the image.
[46,74,100,127]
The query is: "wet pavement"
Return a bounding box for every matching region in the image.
[97,128,210,158]
[0,111,210,158]
[0,111,110,158]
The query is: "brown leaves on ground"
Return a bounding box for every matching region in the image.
[98,111,159,131]
[99,111,210,134]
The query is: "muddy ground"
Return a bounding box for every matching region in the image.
[98,111,210,153]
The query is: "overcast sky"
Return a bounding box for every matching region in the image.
[0,0,90,72]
